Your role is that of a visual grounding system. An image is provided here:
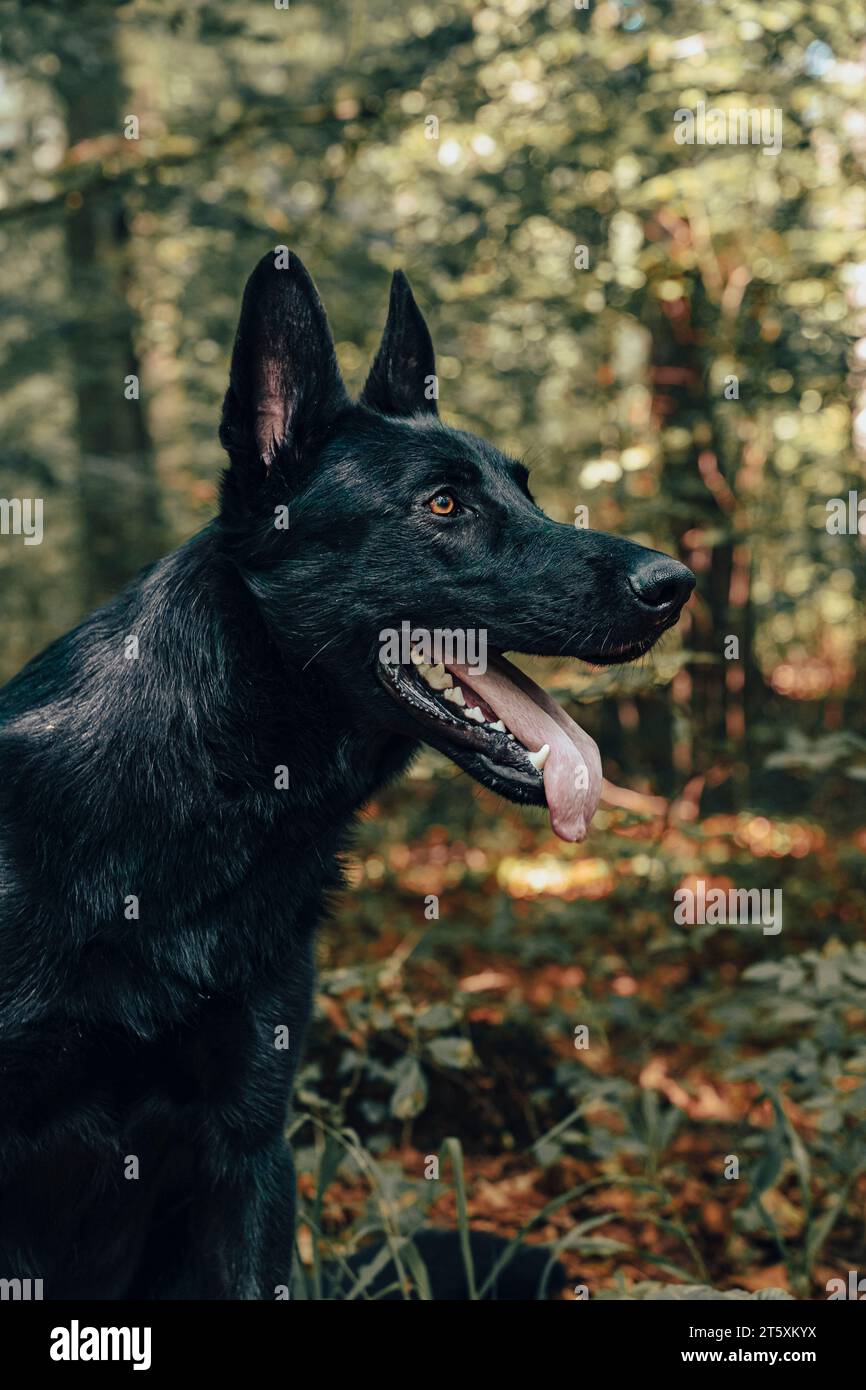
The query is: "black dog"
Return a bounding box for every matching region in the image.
[0,252,693,1299]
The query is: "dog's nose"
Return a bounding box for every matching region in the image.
[628,557,695,614]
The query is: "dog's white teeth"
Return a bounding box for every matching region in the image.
[443,686,466,706]
[490,719,506,733]
[464,706,485,723]
[410,647,426,667]
[526,743,550,772]
[424,662,453,691]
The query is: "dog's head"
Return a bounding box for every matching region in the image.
[219,252,693,841]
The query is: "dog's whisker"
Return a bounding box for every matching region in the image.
[301,633,341,670]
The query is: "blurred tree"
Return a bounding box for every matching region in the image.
[53,7,164,605]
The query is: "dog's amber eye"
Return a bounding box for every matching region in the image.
[429,492,457,516]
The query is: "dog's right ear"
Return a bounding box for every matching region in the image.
[219,250,348,482]
[360,270,438,418]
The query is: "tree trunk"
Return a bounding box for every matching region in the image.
[55,17,164,608]
[646,275,733,782]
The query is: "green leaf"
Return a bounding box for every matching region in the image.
[743,963,782,982]
[442,1137,477,1300]
[843,958,866,985]
[427,1036,475,1068]
[750,1137,784,1197]
[416,1002,458,1032]
[390,1058,428,1119]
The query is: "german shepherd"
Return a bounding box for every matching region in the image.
[0,252,693,1298]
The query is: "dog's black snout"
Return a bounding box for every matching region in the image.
[628,558,695,614]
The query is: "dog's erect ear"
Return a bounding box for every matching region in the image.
[220,250,348,476]
[360,270,438,418]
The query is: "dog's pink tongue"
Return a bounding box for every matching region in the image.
[447,654,602,842]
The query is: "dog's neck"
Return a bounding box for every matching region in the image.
[8,525,414,947]
[138,524,412,837]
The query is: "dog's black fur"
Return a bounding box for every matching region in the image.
[0,252,692,1298]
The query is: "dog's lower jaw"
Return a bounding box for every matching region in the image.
[376,649,603,841]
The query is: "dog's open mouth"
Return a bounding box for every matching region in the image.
[377,646,604,842]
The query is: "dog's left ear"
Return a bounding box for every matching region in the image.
[360,270,438,418]
[220,250,348,481]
